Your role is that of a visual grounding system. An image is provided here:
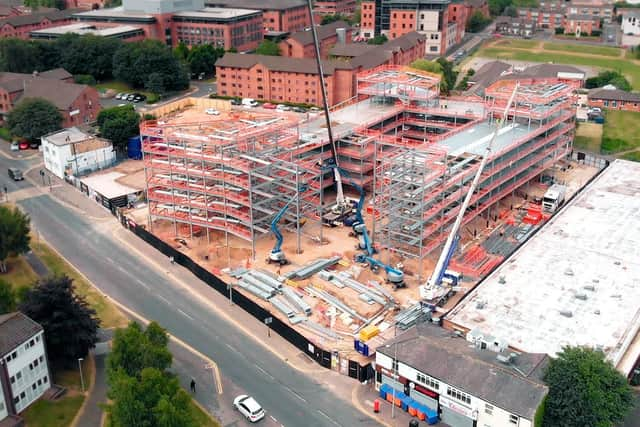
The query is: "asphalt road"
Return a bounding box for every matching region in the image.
[99,80,215,109]
[0,153,379,427]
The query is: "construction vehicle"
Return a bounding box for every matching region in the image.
[267,185,308,265]
[420,83,520,301]
[355,253,405,289]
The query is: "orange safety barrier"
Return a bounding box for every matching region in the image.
[408,407,418,416]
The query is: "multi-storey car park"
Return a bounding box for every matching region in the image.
[136,65,586,359]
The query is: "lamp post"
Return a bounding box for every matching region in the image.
[78,358,85,392]
[385,343,398,420]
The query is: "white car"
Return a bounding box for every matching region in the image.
[10,141,19,151]
[205,108,220,115]
[115,92,125,100]
[233,395,265,423]
[276,104,291,112]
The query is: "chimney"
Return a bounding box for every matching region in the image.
[336,27,346,44]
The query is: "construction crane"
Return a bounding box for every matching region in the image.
[267,185,308,265]
[420,83,520,301]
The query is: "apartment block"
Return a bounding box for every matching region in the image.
[517,6,565,29]
[0,8,80,39]
[567,0,613,24]
[588,88,640,112]
[206,0,310,33]
[314,0,357,18]
[279,20,351,58]
[0,313,52,425]
[563,14,601,36]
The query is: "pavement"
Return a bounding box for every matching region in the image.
[0,149,385,427]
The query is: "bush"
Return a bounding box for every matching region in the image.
[555,27,564,34]
[591,30,602,37]
[74,74,97,85]
[145,93,160,104]
[0,127,12,141]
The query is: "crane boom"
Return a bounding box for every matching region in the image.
[421,83,520,298]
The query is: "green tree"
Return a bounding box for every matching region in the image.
[7,98,62,142]
[543,347,634,427]
[467,11,491,32]
[19,275,99,368]
[109,367,195,427]
[107,322,172,380]
[113,40,189,90]
[367,34,388,45]
[585,70,631,91]
[255,40,281,56]
[0,205,31,273]
[410,58,454,92]
[173,42,190,62]
[0,39,44,73]
[0,279,16,314]
[145,72,166,95]
[57,34,121,80]
[187,44,224,76]
[436,57,458,94]
[98,105,140,151]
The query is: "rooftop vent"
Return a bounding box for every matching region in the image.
[559,310,573,318]
[574,293,588,301]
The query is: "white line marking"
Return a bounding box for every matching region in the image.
[317,410,341,427]
[225,343,241,354]
[285,387,307,403]
[177,308,194,320]
[135,279,150,289]
[270,415,278,423]
[254,364,275,380]
[158,295,171,305]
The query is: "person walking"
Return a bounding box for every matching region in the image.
[190,378,196,393]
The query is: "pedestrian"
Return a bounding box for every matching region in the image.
[169,256,175,265]
[190,378,196,393]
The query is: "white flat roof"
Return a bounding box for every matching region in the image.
[81,172,138,199]
[447,160,640,375]
[44,127,91,146]
[31,23,143,36]
[173,7,261,18]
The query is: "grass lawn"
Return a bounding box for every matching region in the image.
[622,150,640,162]
[189,400,221,427]
[477,47,640,90]
[30,240,128,329]
[22,394,85,427]
[0,126,12,141]
[543,42,622,57]
[2,256,39,289]
[54,357,94,392]
[601,110,640,153]
[573,122,603,153]
[95,81,132,92]
[494,39,540,49]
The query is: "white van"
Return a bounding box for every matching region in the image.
[242,98,258,107]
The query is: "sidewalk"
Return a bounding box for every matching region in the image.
[354,381,434,427]
[74,337,110,427]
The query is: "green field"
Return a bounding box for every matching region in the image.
[494,39,540,49]
[601,110,640,154]
[477,47,640,90]
[23,395,85,427]
[574,122,603,153]
[543,42,623,57]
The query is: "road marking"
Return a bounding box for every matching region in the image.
[36,239,224,395]
[225,343,241,355]
[177,308,194,320]
[317,410,342,427]
[135,279,150,289]
[254,364,275,380]
[285,387,307,403]
[157,294,172,305]
[364,400,373,407]
[270,415,278,423]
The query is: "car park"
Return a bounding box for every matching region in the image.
[8,167,23,181]
[205,108,220,115]
[262,103,277,109]
[233,395,265,423]
[10,141,19,151]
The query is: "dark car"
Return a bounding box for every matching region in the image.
[133,93,146,103]
[8,167,23,181]
[292,106,307,113]
[230,98,241,106]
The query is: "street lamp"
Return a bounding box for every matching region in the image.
[385,343,398,419]
[78,358,85,392]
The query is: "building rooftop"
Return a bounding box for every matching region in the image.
[447,160,640,376]
[205,0,305,10]
[38,68,72,80]
[216,52,336,74]
[81,171,139,199]
[465,60,511,96]
[588,88,640,103]
[436,120,530,157]
[329,42,375,57]
[30,22,144,37]
[19,78,90,110]
[0,312,43,357]
[287,20,349,46]
[44,127,94,145]
[0,7,81,27]
[173,7,261,19]
[379,324,549,420]
[74,6,155,20]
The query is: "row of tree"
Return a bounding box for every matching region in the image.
[107,322,196,426]
[410,58,458,94]
[488,0,538,16]
[586,70,632,91]
[0,36,189,93]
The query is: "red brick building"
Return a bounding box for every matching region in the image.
[279,20,351,58]
[563,14,601,36]
[206,0,310,33]
[449,0,487,27]
[74,5,263,50]
[314,0,357,19]
[216,31,426,106]
[0,8,80,39]
[360,0,463,56]
[0,69,101,127]
[517,6,565,30]
[588,88,640,112]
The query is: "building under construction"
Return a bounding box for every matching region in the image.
[141,65,577,271]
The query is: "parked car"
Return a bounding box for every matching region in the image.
[29,142,39,149]
[242,98,259,107]
[10,141,19,151]
[205,108,220,115]
[262,103,277,109]
[18,140,29,150]
[8,167,23,181]
[230,98,241,106]
[233,395,265,423]
[588,107,602,115]
[309,106,320,112]
[292,106,306,113]
[115,92,127,100]
[133,93,146,103]
[276,104,291,112]
[126,94,136,101]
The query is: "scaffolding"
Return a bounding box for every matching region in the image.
[142,111,330,258]
[371,78,577,270]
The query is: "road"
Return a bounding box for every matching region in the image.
[0,152,379,427]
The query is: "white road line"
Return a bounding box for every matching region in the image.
[225,343,241,355]
[254,364,275,380]
[135,279,150,289]
[157,294,171,305]
[285,387,307,403]
[177,308,194,320]
[270,415,278,423]
[317,410,341,427]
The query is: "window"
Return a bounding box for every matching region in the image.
[43,375,48,383]
[20,392,25,399]
[16,372,22,380]
[446,386,471,405]
[32,383,37,390]
[485,403,494,415]
[392,359,399,372]
[509,414,519,425]
[10,375,15,384]
[416,372,439,390]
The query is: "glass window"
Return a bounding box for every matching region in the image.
[485,404,493,415]
[509,414,519,425]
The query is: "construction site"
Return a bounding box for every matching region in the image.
[128,64,602,359]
